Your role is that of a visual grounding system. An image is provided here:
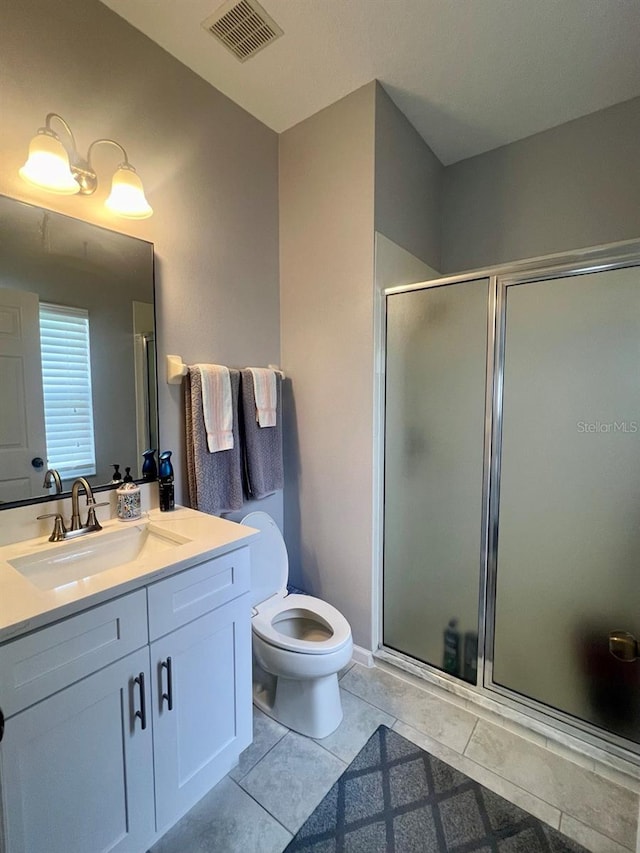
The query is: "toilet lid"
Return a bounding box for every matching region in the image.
[241,511,288,608]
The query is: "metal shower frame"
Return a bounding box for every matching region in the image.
[377,238,640,764]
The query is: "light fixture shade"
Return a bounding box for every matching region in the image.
[105,165,153,219]
[19,131,80,195]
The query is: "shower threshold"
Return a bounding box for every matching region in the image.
[375,645,640,777]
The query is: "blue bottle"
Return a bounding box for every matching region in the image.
[158,451,174,512]
[142,449,157,481]
[158,450,173,480]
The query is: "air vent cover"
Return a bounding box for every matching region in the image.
[201,0,283,62]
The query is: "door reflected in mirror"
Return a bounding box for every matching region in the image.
[0,195,157,508]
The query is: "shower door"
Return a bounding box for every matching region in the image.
[491,264,640,743]
[383,278,490,682]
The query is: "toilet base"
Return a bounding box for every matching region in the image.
[253,669,343,739]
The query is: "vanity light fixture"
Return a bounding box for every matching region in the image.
[19,113,153,219]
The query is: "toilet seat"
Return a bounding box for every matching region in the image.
[253,593,352,655]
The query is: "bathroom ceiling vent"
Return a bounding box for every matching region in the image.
[201,0,283,62]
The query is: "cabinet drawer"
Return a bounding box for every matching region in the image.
[147,547,250,640]
[0,590,148,718]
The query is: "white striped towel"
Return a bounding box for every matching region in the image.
[197,364,234,452]
[248,367,277,427]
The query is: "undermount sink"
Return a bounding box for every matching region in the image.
[9,524,191,591]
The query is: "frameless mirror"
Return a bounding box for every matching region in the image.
[0,195,157,508]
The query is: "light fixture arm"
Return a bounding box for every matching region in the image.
[87,138,131,169]
[75,138,137,196]
[43,112,79,155]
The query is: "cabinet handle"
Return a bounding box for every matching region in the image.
[161,657,174,711]
[134,672,147,730]
[0,707,4,742]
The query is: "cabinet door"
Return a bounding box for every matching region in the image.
[151,593,252,832]
[0,647,155,853]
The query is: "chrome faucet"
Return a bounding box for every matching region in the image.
[70,477,97,531]
[37,477,109,542]
[43,468,63,494]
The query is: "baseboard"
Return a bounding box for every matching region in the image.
[351,644,374,667]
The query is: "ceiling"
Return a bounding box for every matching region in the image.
[100,0,640,165]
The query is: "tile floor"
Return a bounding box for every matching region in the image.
[150,661,640,853]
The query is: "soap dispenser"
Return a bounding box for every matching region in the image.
[111,464,123,484]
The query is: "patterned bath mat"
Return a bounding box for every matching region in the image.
[285,725,587,852]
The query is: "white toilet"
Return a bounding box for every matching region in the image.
[241,511,353,739]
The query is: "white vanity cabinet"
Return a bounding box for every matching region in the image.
[147,547,252,833]
[1,648,155,853]
[0,544,253,853]
[0,592,155,853]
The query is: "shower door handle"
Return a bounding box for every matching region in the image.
[609,630,638,662]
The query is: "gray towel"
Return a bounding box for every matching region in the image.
[185,366,243,514]
[240,369,284,499]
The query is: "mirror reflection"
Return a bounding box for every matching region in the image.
[0,195,157,507]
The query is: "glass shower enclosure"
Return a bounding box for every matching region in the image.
[383,254,640,751]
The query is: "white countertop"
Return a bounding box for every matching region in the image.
[0,506,258,643]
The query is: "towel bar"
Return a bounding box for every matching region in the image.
[166,354,284,385]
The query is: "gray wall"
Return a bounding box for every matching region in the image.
[0,0,282,523]
[280,83,445,650]
[375,84,444,271]
[280,83,376,648]
[442,96,640,272]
